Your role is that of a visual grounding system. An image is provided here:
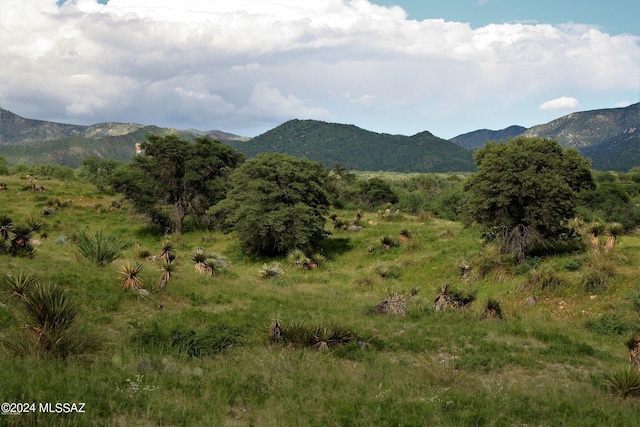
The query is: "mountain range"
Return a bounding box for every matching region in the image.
[0,103,638,171]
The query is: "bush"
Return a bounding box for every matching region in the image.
[585,313,639,336]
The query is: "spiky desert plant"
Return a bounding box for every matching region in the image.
[158,259,177,291]
[268,319,284,343]
[481,298,503,320]
[158,240,176,262]
[135,245,153,260]
[191,248,209,273]
[119,263,143,290]
[20,282,78,357]
[287,248,308,267]
[434,283,477,311]
[1,271,39,299]
[624,334,640,371]
[380,235,398,249]
[259,263,284,280]
[0,213,13,242]
[587,221,605,251]
[604,366,640,398]
[203,254,229,275]
[398,228,411,243]
[604,222,624,251]
[73,230,130,266]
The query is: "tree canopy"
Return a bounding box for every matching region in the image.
[464,137,594,259]
[212,153,330,256]
[111,134,244,234]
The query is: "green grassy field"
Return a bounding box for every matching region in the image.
[1,174,639,426]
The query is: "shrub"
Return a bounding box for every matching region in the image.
[585,313,639,336]
[269,319,365,351]
[73,230,131,266]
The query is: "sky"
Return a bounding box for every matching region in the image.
[0,0,638,139]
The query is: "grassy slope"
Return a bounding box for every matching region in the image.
[0,175,639,426]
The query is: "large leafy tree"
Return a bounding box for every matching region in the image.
[213,153,330,256]
[464,137,594,260]
[112,134,244,234]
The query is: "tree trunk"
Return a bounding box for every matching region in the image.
[172,201,185,234]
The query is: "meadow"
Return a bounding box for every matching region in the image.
[1,173,639,426]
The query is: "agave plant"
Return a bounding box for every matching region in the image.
[1,271,39,299]
[259,263,284,280]
[158,259,177,291]
[604,222,624,251]
[119,263,143,290]
[9,223,36,258]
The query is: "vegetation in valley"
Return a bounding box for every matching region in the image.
[0,136,639,426]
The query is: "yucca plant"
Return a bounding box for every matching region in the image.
[119,263,143,290]
[259,263,284,280]
[604,222,624,251]
[434,283,477,311]
[135,245,153,260]
[1,271,39,299]
[73,230,131,266]
[158,259,177,291]
[0,213,13,242]
[398,228,411,243]
[158,240,176,262]
[191,248,209,273]
[287,248,308,267]
[20,282,78,357]
[603,366,640,398]
[587,221,605,251]
[624,334,640,370]
[481,298,504,320]
[203,254,229,275]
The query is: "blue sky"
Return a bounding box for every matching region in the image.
[2,0,639,139]
[371,0,639,35]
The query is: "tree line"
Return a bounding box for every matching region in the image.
[2,134,639,260]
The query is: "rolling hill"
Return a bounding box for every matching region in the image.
[225,119,476,172]
[449,103,639,171]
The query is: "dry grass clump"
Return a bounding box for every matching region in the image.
[372,293,407,317]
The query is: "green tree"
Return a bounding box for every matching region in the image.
[213,153,330,256]
[78,157,124,193]
[464,137,594,261]
[111,134,244,234]
[0,156,9,175]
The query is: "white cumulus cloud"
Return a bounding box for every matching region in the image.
[0,0,638,137]
[539,96,581,111]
